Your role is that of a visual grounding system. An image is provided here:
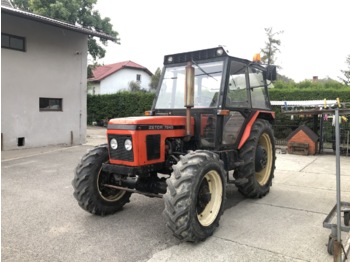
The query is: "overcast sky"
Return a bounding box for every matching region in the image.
[95,0,349,82]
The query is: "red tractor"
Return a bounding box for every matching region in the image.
[72,47,277,242]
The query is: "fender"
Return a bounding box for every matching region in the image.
[238,111,275,149]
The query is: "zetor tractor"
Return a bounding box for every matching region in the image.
[72,47,277,242]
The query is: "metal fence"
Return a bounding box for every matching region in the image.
[273,117,350,154]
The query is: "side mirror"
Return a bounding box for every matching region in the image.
[266,65,277,81]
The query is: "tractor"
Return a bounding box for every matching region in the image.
[72,47,277,242]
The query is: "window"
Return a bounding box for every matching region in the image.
[1,33,26,52]
[17,137,25,147]
[223,112,245,144]
[155,61,224,109]
[249,67,270,109]
[136,74,141,82]
[39,98,63,111]
[226,61,249,108]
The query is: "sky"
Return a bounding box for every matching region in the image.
[94,0,350,83]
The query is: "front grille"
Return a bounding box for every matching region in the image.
[146,135,161,160]
[108,135,134,162]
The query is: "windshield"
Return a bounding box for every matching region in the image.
[155,61,224,109]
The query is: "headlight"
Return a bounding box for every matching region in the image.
[124,139,132,151]
[110,138,118,150]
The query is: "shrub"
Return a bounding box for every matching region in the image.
[87,92,155,124]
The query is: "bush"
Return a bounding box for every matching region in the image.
[87,92,155,124]
[269,89,350,102]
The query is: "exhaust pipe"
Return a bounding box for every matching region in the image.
[184,61,194,141]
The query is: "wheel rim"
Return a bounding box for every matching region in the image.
[255,133,273,186]
[97,168,126,202]
[197,170,223,227]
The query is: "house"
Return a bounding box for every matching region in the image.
[88,61,153,94]
[286,125,319,155]
[1,2,115,150]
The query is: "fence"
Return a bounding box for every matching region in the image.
[273,114,350,154]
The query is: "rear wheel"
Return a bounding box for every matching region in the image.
[163,150,226,242]
[327,235,334,255]
[235,119,276,198]
[72,144,131,216]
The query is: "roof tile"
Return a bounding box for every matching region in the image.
[90,61,152,81]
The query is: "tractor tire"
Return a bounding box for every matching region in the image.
[163,150,226,242]
[72,144,131,216]
[235,119,276,198]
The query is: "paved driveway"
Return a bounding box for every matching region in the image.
[2,127,350,261]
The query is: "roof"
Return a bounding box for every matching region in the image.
[1,5,116,41]
[271,100,337,107]
[286,125,319,142]
[90,61,153,81]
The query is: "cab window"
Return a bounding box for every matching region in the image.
[248,67,270,109]
[225,61,249,108]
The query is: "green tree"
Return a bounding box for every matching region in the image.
[87,61,102,79]
[12,0,119,61]
[338,55,350,86]
[149,67,161,92]
[260,27,283,67]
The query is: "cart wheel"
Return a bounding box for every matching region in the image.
[327,235,334,255]
[344,211,350,226]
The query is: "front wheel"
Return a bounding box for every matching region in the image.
[163,150,226,242]
[72,144,131,216]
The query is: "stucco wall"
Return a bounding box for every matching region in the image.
[87,82,100,95]
[1,14,88,150]
[100,69,152,94]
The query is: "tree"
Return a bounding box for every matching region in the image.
[87,62,102,79]
[338,55,350,86]
[260,27,283,67]
[149,67,161,92]
[12,0,119,61]
[128,81,141,92]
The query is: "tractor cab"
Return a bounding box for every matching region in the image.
[152,47,276,150]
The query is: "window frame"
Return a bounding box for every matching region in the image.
[248,66,270,110]
[1,33,26,52]
[39,98,63,112]
[225,60,250,108]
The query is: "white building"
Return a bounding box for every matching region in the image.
[88,61,153,94]
[1,3,115,150]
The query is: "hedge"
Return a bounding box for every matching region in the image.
[269,88,350,102]
[87,86,349,125]
[87,92,155,124]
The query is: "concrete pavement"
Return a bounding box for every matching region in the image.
[1,126,350,261]
[148,153,350,262]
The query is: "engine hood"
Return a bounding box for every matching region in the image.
[108,116,194,131]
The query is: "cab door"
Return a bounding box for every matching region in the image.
[222,60,250,146]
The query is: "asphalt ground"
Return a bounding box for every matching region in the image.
[1,126,350,262]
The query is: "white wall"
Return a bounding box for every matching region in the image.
[100,68,152,94]
[1,14,88,150]
[88,82,100,95]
